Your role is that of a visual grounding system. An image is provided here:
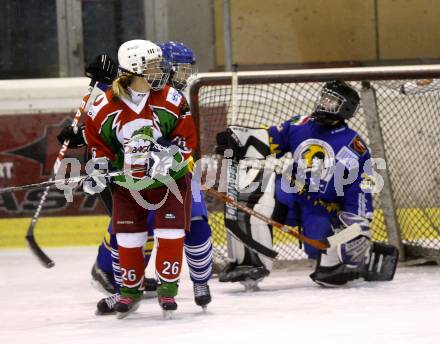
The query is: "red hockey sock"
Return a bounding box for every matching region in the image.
[155,236,185,283]
[118,245,145,298]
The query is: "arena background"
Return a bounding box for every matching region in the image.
[1,0,440,251]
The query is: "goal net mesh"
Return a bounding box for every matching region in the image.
[191,75,440,269]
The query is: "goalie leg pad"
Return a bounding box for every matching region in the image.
[363,242,399,282]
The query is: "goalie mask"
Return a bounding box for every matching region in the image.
[117,40,171,91]
[159,41,196,91]
[312,81,360,126]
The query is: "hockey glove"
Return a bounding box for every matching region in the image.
[85,54,118,85]
[82,157,111,195]
[144,138,183,179]
[57,123,87,149]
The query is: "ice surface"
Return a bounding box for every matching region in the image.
[1,247,439,344]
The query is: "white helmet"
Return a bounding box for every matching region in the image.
[117,39,170,90]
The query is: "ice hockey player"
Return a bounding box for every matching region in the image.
[159,41,213,308]
[216,80,398,288]
[58,41,212,312]
[84,39,196,318]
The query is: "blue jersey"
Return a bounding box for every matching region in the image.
[268,114,373,220]
[268,114,373,260]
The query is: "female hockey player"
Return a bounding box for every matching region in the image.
[58,41,213,313]
[84,39,196,318]
[217,80,398,287]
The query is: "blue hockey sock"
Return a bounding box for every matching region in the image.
[96,232,113,274]
[184,220,213,284]
[110,232,121,293]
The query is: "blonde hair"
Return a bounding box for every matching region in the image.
[111,74,134,100]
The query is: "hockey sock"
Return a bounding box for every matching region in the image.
[117,232,148,299]
[185,220,213,284]
[96,232,113,274]
[109,233,121,293]
[155,229,185,297]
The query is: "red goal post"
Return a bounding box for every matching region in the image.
[189,65,440,269]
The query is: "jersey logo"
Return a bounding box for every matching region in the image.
[349,135,367,156]
[290,114,311,126]
[88,93,108,120]
[166,88,182,107]
[292,138,335,193]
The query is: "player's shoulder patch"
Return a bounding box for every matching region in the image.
[87,92,109,120]
[349,134,368,156]
[166,87,183,107]
[290,114,311,126]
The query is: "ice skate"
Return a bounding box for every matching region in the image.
[95,293,120,315]
[159,296,177,319]
[115,296,141,319]
[193,283,211,310]
[90,261,115,295]
[157,281,179,319]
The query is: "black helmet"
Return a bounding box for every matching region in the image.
[312,80,360,126]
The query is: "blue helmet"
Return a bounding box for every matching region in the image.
[158,41,196,91]
[159,41,196,65]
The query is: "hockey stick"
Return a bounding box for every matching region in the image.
[25,79,97,268]
[205,188,363,251]
[24,54,118,268]
[0,165,156,195]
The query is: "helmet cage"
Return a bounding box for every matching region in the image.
[141,57,171,91]
[314,88,346,115]
[170,63,196,91]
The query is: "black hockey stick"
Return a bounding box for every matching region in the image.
[25,79,97,268]
[24,54,118,268]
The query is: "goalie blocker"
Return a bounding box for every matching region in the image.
[216,126,275,286]
[216,125,399,287]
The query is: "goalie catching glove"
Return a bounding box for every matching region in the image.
[216,126,270,160]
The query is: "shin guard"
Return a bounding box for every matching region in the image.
[155,229,185,296]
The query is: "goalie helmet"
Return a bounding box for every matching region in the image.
[117,39,171,91]
[158,41,196,91]
[312,80,360,126]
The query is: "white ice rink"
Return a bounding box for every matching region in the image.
[1,247,439,344]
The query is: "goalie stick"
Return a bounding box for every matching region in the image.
[205,187,364,251]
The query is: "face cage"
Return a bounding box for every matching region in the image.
[170,63,196,91]
[141,57,172,91]
[314,88,346,115]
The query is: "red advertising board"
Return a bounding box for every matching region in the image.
[0,113,106,218]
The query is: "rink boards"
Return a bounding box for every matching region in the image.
[1,207,439,248]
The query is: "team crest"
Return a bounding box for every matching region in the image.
[349,135,367,156]
[293,139,335,193]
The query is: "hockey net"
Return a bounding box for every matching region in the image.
[189,67,440,269]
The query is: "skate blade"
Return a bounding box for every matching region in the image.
[116,302,140,319]
[162,310,174,319]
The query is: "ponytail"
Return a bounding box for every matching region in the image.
[111,74,134,100]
